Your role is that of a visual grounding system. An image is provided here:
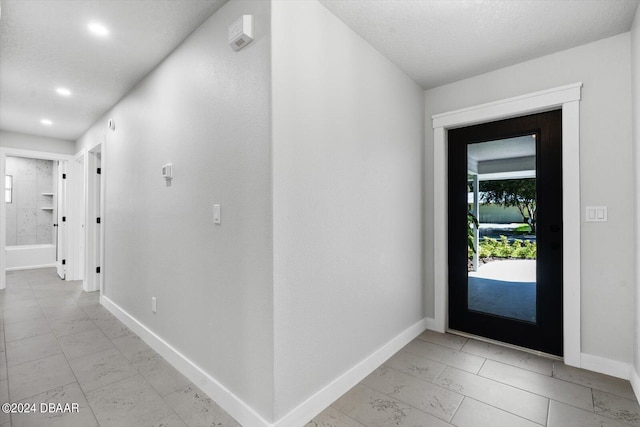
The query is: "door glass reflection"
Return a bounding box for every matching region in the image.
[467,135,537,323]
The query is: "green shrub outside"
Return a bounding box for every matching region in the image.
[470,235,536,259]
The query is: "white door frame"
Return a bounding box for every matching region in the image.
[70,150,85,282]
[0,147,75,290]
[55,159,67,279]
[82,141,104,293]
[431,82,582,367]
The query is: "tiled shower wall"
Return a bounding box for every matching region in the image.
[5,157,54,246]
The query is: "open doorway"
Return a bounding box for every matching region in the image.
[4,156,58,271]
[0,147,81,290]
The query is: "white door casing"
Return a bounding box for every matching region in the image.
[56,160,67,279]
[83,141,103,293]
[431,83,582,367]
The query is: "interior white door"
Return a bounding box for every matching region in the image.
[55,160,66,279]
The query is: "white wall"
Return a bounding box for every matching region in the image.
[5,157,54,246]
[272,0,425,419]
[76,0,275,420]
[632,6,640,378]
[0,130,75,155]
[425,34,634,363]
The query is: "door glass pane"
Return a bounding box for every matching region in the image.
[467,135,537,323]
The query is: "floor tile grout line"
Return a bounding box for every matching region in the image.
[400,344,484,374]
[476,355,488,375]
[76,298,188,425]
[356,382,450,422]
[8,274,40,424]
[413,358,551,426]
[2,287,11,427]
[427,334,557,376]
[28,275,103,426]
[359,371,463,424]
[4,319,52,344]
[14,379,78,405]
[330,406,366,427]
[474,365,601,414]
[449,394,465,424]
[158,384,207,426]
[462,394,549,426]
[549,375,636,402]
[481,356,631,403]
[460,348,553,377]
[414,336,557,378]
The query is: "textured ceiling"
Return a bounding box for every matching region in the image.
[319,0,640,89]
[1,0,639,142]
[0,0,227,141]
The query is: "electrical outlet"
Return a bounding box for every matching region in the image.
[213,204,221,224]
[152,297,157,313]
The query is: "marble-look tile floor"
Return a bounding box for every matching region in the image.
[4,268,640,427]
[308,330,640,427]
[1,268,240,427]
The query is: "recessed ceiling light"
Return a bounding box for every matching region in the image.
[88,22,109,37]
[40,119,53,126]
[56,87,71,97]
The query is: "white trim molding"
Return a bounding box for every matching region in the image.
[6,264,56,271]
[101,295,273,427]
[630,366,640,403]
[101,294,429,426]
[275,318,428,427]
[580,353,631,380]
[430,83,583,366]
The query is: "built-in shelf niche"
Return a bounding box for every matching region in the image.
[41,193,54,210]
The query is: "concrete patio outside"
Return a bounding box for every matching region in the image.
[468,259,537,322]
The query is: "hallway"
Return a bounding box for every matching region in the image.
[0,268,239,426]
[2,269,640,426]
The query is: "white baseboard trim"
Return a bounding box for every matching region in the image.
[629,366,640,403]
[580,352,630,380]
[100,294,427,427]
[425,317,444,333]
[100,295,272,427]
[6,263,56,271]
[273,317,429,427]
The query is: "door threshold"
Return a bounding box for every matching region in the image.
[447,328,563,362]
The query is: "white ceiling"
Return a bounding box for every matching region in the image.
[468,135,535,162]
[319,0,640,89]
[0,0,227,141]
[0,0,638,142]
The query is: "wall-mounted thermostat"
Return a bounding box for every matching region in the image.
[161,163,172,180]
[229,15,254,51]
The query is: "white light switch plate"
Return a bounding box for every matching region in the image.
[586,206,607,222]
